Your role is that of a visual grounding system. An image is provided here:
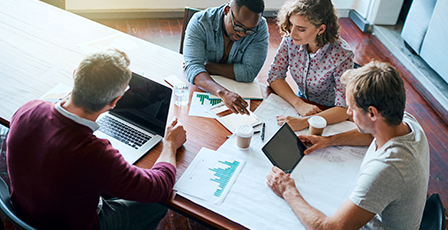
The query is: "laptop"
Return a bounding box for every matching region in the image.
[262,123,307,173]
[94,72,172,164]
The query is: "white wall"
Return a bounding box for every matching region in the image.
[66,0,283,11]
[66,0,402,25]
[66,0,354,13]
[352,0,372,19]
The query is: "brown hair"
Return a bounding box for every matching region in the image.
[276,0,339,47]
[341,60,406,126]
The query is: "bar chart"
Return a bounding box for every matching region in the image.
[209,160,241,198]
[196,93,222,106]
[174,148,245,204]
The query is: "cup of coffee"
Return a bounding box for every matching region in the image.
[308,116,327,136]
[235,124,254,150]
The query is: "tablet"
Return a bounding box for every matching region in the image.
[262,123,307,173]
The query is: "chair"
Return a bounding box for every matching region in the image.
[0,177,37,230]
[179,6,201,54]
[419,193,446,230]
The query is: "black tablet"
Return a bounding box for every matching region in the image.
[262,123,307,173]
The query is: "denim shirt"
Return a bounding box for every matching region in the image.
[183,4,269,83]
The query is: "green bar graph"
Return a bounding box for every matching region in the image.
[196,93,222,106]
[209,160,240,197]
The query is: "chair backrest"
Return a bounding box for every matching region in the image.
[179,6,201,54]
[0,177,37,230]
[420,193,446,230]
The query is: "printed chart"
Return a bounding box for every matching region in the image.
[210,160,240,197]
[174,148,245,205]
[188,92,222,118]
[196,93,222,106]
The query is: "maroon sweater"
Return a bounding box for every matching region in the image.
[6,100,176,229]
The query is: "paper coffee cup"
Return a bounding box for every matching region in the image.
[308,116,327,136]
[235,124,254,150]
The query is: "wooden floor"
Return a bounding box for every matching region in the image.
[94,17,448,229]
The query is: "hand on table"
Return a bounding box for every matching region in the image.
[266,166,298,199]
[220,90,249,115]
[276,116,308,131]
[298,134,331,155]
[165,117,187,149]
[296,102,322,116]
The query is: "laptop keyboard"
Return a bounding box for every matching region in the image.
[97,116,152,149]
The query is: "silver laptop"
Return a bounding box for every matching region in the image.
[94,72,172,164]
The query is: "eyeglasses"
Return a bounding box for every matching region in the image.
[229,9,256,35]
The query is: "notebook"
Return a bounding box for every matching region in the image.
[208,75,263,100]
[94,72,172,164]
[262,123,307,173]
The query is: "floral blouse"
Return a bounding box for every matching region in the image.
[267,37,354,107]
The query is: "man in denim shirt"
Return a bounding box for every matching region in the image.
[183,0,269,115]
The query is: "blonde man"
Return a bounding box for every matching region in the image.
[267,60,429,229]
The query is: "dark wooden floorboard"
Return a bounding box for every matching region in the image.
[94,16,448,229]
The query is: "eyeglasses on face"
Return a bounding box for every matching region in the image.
[229,9,256,35]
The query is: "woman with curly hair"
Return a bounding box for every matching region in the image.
[268,0,354,131]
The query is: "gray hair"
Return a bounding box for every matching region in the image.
[72,49,131,113]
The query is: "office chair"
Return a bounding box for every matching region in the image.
[0,118,9,178]
[419,193,446,230]
[0,177,37,230]
[179,6,201,54]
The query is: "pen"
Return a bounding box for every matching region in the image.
[226,130,260,139]
[252,122,263,128]
[261,122,265,141]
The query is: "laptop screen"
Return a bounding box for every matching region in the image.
[111,72,172,137]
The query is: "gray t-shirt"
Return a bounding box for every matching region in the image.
[350,113,430,230]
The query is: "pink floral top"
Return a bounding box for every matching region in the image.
[267,37,353,107]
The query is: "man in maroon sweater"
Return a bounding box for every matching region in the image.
[6,49,187,230]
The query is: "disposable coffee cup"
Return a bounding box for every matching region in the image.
[308,116,327,136]
[235,124,254,150]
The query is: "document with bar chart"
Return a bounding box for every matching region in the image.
[174,147,246,205]
[188,92,222,118]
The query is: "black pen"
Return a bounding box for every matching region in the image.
[261,122,265,141]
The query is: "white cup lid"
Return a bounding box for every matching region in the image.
[308,116,327,128]
[235,124,254,138]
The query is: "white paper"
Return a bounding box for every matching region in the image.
[253,94,301,141]
[208,102,261,133]
[78,34,138,54]
[176,95,368,229]
[209,75,263,99]
[174,148,246,205]
[39,83,72,103]
[188,92,222,118]
[176,126,367,230]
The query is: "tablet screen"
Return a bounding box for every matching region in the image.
[262,123,307,173]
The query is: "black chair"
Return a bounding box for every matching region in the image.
[420,193,446,230]
[0,177,37,230]
[0,117,9,177]
[179,6,201,54]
